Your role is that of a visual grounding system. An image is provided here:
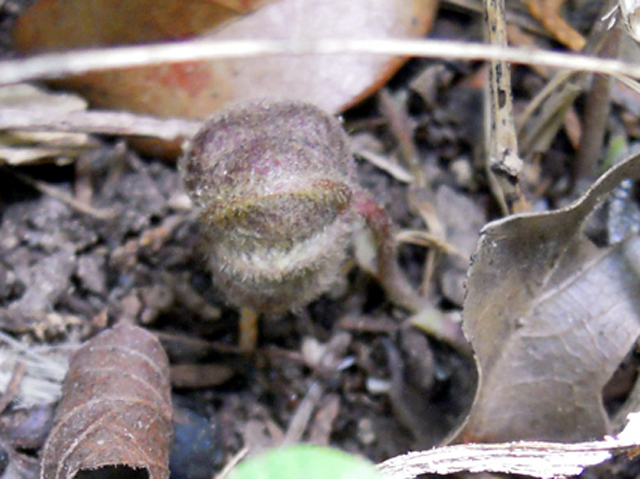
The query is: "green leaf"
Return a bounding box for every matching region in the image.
[227,445,386,479]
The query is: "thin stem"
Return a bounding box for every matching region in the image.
[4,38,640,85]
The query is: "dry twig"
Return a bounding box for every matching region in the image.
[485,0,530,214]
[0,362,26,414]
[524,0,586,51]
[378,412,640,478]
[0,107,201,140]
[282,333,351,445]
[575,26,621,184]
[6,39,640,86]
[10,170,116,219]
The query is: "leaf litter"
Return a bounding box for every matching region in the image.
[40,321,173,479]
[456,150,640,443]
[2,0,640,478]
[12,0,437,157]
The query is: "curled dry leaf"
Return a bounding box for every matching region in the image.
[455,152,640,443]
[40,322,173,479]
[14,0,436,156]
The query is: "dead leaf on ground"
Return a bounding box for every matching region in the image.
[0,84,96,165]
[453,152,640,443]
[40,322,173,479]
[14,0,437,157]
[14,0,272,47]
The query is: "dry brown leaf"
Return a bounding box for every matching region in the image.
[14,0,271,47]
[14,0,436,157]
[40,322,173,479]
[454,152,640,443]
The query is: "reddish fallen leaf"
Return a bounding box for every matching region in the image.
[14,0,270,47]
[40,322,173,479]
[454,153,640,443]
[14,0,437,157]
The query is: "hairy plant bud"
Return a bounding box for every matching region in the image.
[180,99,422,316]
